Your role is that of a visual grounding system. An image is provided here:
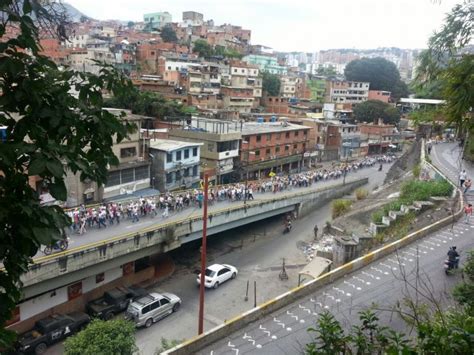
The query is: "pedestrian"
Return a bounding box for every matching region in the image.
[314,225,319,239]
[162,204,169,218]
[79,215,87,235]
[464,179,472,194]
[427,141,432,155]
[460,169,467,188]
[464,203,472,224]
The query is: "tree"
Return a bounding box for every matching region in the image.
[192,39,213,58]
[414,1,473,132]
[64,319,137,355]
[262,72,281,96]
[0,0,134,347]
[127,21,135,28]
[353,100,400,125]
[160,24,177,43]
[344,57,408,99]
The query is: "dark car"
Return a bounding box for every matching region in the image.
[16,312,90,354]
[86,286,147,320]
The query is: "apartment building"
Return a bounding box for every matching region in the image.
[143,12,172,30]
[368,90,391,103]
[326,80,370,105]
[149,139,202,191]
[239,121,310,179]
[359,122,398,155]
[280,76,298,98]
[242,54,288,75]
[169,118,242,184]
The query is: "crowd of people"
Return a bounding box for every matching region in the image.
[66,154,396,235]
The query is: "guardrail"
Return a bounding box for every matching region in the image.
[163,143,464,355]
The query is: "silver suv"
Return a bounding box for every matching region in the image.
[125,292,181,328]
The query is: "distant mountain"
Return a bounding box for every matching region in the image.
[61,2,91,22]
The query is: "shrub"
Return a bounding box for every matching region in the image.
[413,164,421,178]
[332,199,352,219]
[371,210,384,224]
[383,201,403,215]
[355,188,368,200]
[400,179,452,204]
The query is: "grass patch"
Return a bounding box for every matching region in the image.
[371,210,384,224]
[412,164,421,178]
[355,188,368,200]
[332,199,352,219]
[400,179,452,205]
[375,212,416,243]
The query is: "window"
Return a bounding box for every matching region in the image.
[160,298,170,306]
[266,133,271,141]
[184,168,190,177]
[276,132,281,140]
[233,68,238,73]
[166,153,173,163]
[193,165,198,177]
[295,131,299,137]
[105,170,121,187]
[303,143,306,150]
[304,130,308,136]
[184,149,189,159]
[176,170,181,180]
[294,144,298,149]
[256,135,261,142]
[241,69,245,73]
[166,173,173,184]
[285,132,290,139]
[135,166,149,180]
[95,272,105,283]
[266,148,271,155]
[122,168,134,183]
[176,150,182,161]
[255,150,260,156]
[167,66,171,70]
[285,145,289,151]
[276,146,280,153]
[120,147,136,158]
[193,147,198,156]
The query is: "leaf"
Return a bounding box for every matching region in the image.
[46,160,64,178]
[28,158,46,176]
[32,227,55,245]
[48,179,67,201]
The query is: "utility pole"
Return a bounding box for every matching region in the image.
[198,174,209,335]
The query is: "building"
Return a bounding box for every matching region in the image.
[64,110,151,206]
[340,124,364,158]
[326,80,370,105]
[221,60,262,114]
[307,78,327,103]
[143,12,172,30]
[280,76,298,98]
[358,122,398,155]
[168,118,242,184]
[238,121,310,180]
[368,90,391,103]
[149,139,202,191]
[181,11,204,27]
[262,96,289,114]
[242,54,288,75]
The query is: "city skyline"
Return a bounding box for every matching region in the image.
[66,0,462,51]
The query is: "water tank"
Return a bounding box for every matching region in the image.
[257,117,264,123]
[270,116,277,122]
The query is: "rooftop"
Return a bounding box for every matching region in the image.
[149,139,203,152]
[241,122,309,135]
[399,98,446,105]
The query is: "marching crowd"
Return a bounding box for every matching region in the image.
[66,154,396,235]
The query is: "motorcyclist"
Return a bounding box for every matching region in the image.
[447,246,460,268]
[286,220,292,232]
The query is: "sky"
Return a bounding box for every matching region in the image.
[66,0,463,52]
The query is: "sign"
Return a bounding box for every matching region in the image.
[303,152,311,157]
[268,171,276,177]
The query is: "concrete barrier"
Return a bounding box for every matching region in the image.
[163,158,463,355]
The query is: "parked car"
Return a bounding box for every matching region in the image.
[196,263,238,289]
[86,286,147,320]
[124,292,181,328]
[16,312,90,354]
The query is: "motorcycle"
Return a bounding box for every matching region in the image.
[43,239,69,255]
[444,257,459,274]
[283,223,292,234]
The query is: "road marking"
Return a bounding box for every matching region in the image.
[352,276,371,285]
[418,244,433,251]
[299,304,312,314]
[409,247,427,254]
[431,237,447,244]
[362,271,381,280]
[387,257,406,266]
[370,266,389,275]
[323,292,335,301]
[344,280,361,290]
[379,262,398,270]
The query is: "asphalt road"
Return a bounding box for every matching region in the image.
[198,143,474,355]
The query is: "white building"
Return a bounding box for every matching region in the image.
[149,139,202,191]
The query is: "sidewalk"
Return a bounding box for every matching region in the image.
[432,142,474,184]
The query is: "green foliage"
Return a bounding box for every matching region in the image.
[155,337,183,354]
[408,107,446,127]
[453,250,474,312]
[193,39,213,58]
[400,179,453,205]
[382,201,403,215]
[316,66,337,77]
[415,3,474,131]
[306,311,348,354]
[262,72,281,96]
[64,319,137,355]
[331,199,352,219]
[105,89,196,120]
[353,100,401,125]
[0,1,135,346]
[412,164,421,178]
[371,210,384,224]
[344,57,408,99]
[355,188,368,200]
[160,24,178,43]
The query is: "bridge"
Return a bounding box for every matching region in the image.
[20,178,368,303]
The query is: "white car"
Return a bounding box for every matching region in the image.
[196,264,238,289]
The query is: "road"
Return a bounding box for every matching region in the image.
[40,161,390,259]
[45,161,391,354]
[197,142,474,355]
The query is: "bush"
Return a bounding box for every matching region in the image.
[355,188,368,200]
[371,210,384,224]
[413,164,421,178]
[383,201,403,215]
[332,199,352,219]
